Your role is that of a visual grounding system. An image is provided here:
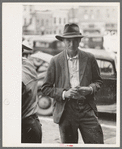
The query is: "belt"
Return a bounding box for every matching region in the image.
[68,98,85,105]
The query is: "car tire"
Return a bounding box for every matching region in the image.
[37,92,53,116]
[33,58,43,67]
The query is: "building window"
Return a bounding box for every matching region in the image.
[54,17,56,24]
[84,9,88,19]
[24,18,26,25]
[106,24,110,28]
[41,19,44,26]
[90,10,94,19]
[37,19,39,23]
[46,19,48,25]
[59,30,61,34]
[59,18,61,24]
[106,9,110,18]
[36,19,39,25]
[30,18,32,24]
[107,14,110,18]
[96,9,100,18]
[89,24,94,28]
[30,6,32,12]
[111,24,116,28]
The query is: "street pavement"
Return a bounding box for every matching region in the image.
[38,116,116,144]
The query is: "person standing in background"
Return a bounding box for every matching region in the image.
[22,40,42,143]
[41,23,104,144]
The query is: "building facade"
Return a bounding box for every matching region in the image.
[22,5,68,35]
[35,10,53,35]
[22,5,118,36]
[68,6,118,35]
[52,10,68,35]
[22,5,36,35]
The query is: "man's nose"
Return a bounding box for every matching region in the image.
[69,40,73,47]
[68,39,74,44]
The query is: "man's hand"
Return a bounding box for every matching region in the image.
[76,86,92,96]
[64,88,78,99]
[64,88,86,100]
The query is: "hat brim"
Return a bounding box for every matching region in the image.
[22,44,32,51]
[55,35,84,41]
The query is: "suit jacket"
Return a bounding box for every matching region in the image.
[41,49,103,124]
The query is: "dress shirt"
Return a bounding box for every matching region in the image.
[62,53,79,100]
[67,54,80,88]
[62,51,93,100]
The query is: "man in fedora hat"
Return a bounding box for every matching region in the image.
[41,23,104,144]
[22,40,33,58]
[22,40,42,143]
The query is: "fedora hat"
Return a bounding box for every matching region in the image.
[22,40,32,51]
[55,23,84,41]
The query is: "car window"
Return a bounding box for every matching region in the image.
[80,36,104,49]
[34,41,50,48]
[96,59,114,75]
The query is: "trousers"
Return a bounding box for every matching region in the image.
[59,99,104,144]
[22,113,42,143]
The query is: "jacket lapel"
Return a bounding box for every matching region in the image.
[79,51,88,84]
[59,50,71,89]
[58,50,88,88]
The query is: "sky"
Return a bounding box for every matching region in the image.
[34,3,79,11]
[23,2,118,11]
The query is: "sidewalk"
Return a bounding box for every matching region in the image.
[105,137,116,144]
[39,117,116,144]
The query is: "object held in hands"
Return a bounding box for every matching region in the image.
[75,86,92,96]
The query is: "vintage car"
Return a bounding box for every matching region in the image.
[80,48,117,114]
[79,34,104,49]
[30,48,117,115]
[23,34,65,56]
[30,51,53,116]
[33,34,65,56]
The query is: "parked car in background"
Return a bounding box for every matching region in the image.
[79,47,117,113]
[29,47,117,116]
[80,34,104,49]
[30,51,53,116]
[23,34,65,56]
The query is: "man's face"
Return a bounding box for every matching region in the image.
[63,38,81,52]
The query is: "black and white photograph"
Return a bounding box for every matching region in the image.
[3,2,120,147]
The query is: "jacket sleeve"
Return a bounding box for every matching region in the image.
[89,55,103,95]
[41,58,64,102]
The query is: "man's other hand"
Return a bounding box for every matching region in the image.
[64,88,86,100]
[76,86,92,96]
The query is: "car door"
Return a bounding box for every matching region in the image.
[95,59,116,107]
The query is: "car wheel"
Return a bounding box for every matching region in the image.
[37,92,53,116]
[33,58,43,67]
